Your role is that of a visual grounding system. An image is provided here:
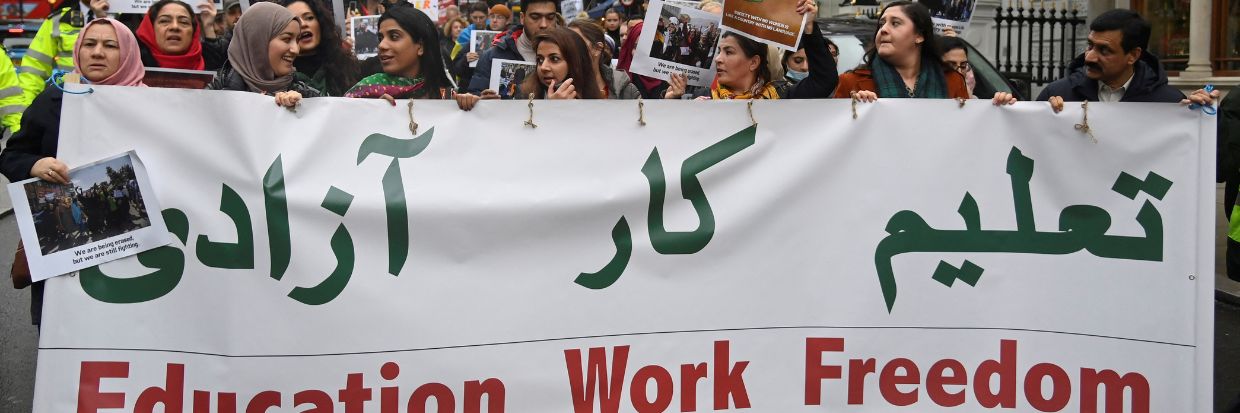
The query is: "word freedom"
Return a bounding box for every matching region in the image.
[75,338,1147,412]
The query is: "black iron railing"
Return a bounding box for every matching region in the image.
[993,0,1086,85]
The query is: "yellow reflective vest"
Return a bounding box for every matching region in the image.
[0,47,23,133]
[18,8,80,109]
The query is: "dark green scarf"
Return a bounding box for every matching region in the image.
[870,56,947,99]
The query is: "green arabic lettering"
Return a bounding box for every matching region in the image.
[195,184,255,269]
[265,157,291,280]
[873,146,1171,312]
[79,208,189,303]
[356,129,434,276]
[574,217,632,289]
[287,186,356,305]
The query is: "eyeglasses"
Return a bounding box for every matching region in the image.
[948,61,971,74]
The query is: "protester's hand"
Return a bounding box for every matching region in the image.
[942,26,958,37]
[852,90,878,103]
[1048,95,1064,113]
[991,91,1017,106]
[796,0,817,33]
[548,79,577,100]
[480,89,500,99]
[31,157,70,185]
[275,91,302,108]
[694,96,711,101]
[198,1,218,38]
[342,37,355,56]
[89,0,109,17]
[378,93,398,106]
[1181,87,1221,107]
[454,91,481,111]
[467,52,479,62]
[664,73,687,99]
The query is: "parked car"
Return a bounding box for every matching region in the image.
[817,17,1027,101]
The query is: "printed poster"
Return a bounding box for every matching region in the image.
[721,0,806,51]
[629,0,721,88]
[927,0,980,35]
[351,15,381,60]
[469,30,501,68]
[488,58,535,99]
[7,151,170,282]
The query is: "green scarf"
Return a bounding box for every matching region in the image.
[870,56,947,99]
[345,73,444,99]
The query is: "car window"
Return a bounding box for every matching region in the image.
[965,42,1017,98]
[829,35,868,74]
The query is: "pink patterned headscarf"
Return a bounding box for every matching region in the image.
[73,18,147,86]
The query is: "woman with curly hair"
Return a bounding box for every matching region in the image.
[276,0,362,96]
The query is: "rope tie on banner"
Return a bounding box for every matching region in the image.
[49,69,93,95]
[747,100,756,126]
[524,93,537,128]
[1074,101,1097,144]
[637,97,647,126]
[407,99,419,135]
[850,91,859,119]
[956,97,966,108]
[1188,84,1217,115]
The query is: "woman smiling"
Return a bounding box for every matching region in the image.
[207,2,321,108]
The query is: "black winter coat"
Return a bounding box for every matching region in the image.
[0,87,62,182]
[207,62,323,97]
[1036,51,1185,103]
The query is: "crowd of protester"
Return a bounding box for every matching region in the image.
[0,0,1230,325]
[27,166,146,255]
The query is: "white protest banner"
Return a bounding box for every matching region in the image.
[629,0,720,88]
[38,85,1214,412]
[929,0,980,35]
[7,151,169,282]
[721,0,806,51]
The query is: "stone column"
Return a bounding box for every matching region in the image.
[1180,0,1213,79]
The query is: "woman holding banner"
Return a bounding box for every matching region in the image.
[518,27,605,100]
[663,0,835,100]
[276,0,362,96]
[207,3,321,108]
[0,18,147,327]
[833,1,1014,104]
[136,0,228,71]
[344,3,484,110]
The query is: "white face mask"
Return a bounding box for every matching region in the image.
[786,69,809,82]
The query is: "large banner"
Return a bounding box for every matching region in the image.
[38,86,1214,412]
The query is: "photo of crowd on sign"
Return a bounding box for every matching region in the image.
[351,15,381,59]
[649,5,720,70]
[489,59,535,100]
[22,154,151,255]
[925,0,977,24]
[469,30,500,68]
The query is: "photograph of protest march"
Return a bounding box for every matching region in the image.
[351,15,381,59]
[22,154,151,255]
[489,59,535,100]
[648,4,720,70]
[924,0,976,22]
[469,30,500,67]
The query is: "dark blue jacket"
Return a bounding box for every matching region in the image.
[1036,51,1184,103]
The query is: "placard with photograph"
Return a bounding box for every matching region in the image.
[488,59,536,100]
[926,0,979,35]
[628,0,721,88]
[143,67,216,89]
[7,151,170,282]
[469,30,501,68]
[561,0,583,21]
[351,15,381,60]
[721,0,806,51]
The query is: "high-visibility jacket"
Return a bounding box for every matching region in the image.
[18,8,80,108]
[0,47,24,133]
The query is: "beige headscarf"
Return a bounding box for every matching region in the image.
[227,2,298,93]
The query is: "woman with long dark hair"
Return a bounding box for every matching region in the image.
[519,27,604,99]
[345,3,482,110]
[276,0,361,96]
[834,1,971,101]
[567,19,639,99]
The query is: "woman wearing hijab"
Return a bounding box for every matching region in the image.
[0,18,146,328]
[345,3,482,110]
[136,0,227,70]
[276,0,362,96]
[208,2,320,108]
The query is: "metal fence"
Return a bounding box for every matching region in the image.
[993,1,1087,86]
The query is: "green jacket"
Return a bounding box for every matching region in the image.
[0,46,24,132]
